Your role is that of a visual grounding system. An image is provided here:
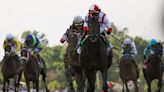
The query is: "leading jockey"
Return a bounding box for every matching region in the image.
[83,4,113,51]
[24,34,44,69]
[122,38,139,78]
[3,33,21,55]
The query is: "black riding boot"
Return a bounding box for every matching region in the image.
[132,59,139,79]
[34,54,43,69]
[160,62,164,71]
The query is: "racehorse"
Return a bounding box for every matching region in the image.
[80,15,110,92]
[1,43,22,92]
[64,29,85,92]
[143,42,163,92]
[119,44,139,92]
[20,47,49,92]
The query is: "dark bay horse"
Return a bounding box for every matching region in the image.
[1,44,22,92]
[20,48,49,92]
[143,42,163,92]
[64,30,86,92]
[119,44,139,92]
[80,16,110,92]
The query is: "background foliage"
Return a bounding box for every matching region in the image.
[0,24,163,91]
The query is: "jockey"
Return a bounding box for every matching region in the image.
[122,38,137,59]
[24,34,44,68]
[83,4,113,49]
[122,38,139,78]
[3,33,21,54]
[143,39,162,69]
[60,15,84,43]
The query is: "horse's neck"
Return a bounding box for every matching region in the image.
[68,42,78,50]
[149,56,161,67]
[4,55,18,67]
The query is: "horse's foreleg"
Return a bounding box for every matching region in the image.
[41,70,49,92]
[26,80,30,92]
[7,79,9,92]
[134,80,139,92]
[125,81,129,92]
[65,69,75,92]
[2,78,6,92]
[75,72,85,92]
[101,69,108,92]
[36,80,39,92]
[157,77,163,92]
[14,75,18,92]
[147,80,152,92]
[122,80,125,92]
[86,71,96,92]
[17,70,22,88]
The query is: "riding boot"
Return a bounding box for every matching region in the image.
[34,54,43,69]
[136,65,139,79]
[133,59,139,79]
[160,62,164,71]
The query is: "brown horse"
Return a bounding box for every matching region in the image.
[119,44,139,92]
[80,16,111,92]
[143,42,163,92]
[20,48,49,92]
[64,29,86,92]
[1,44,22,92]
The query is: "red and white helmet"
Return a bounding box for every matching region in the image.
[89,4,101,13]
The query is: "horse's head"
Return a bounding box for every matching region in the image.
[4,43,13,56]
[148,42,163,67]
[151,42,163,58]
[88,16,99,35]
[87,16,100,43]
[67,30,81,55]
[20,48,30,64]
[123,44,132,54]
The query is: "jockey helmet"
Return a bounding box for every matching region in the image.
[149,39,158,46]
[6,33,14,41]
[25,34,33,46]
[89,4,101,14]
[73,16,84,26]
[123,38,132,45]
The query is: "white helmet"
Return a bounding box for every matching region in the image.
[123,38,132,45]
[6,33,14,40]
[73,16,84,26]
